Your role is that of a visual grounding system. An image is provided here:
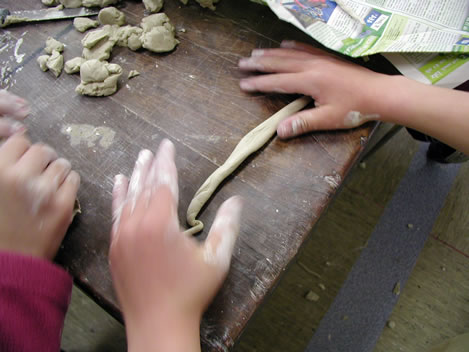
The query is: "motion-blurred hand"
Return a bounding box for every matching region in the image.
[239,40,387,138]
[0,133,80,259]
[110,139,242,351]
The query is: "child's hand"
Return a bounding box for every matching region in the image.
[238,40,391,138]
[0,134,80,260]
[110,139,242,352]
[0,90,30,137]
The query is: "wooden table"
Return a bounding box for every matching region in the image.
[0,1,397,350]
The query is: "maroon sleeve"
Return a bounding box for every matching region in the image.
[0,251,73,352]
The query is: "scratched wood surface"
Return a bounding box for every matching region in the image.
[0,0,398,350]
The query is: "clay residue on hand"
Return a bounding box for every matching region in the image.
[61,123,116,148]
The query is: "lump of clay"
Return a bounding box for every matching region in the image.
[45,37,64,54]
[42,0,59,5]
[37,55,50,71]
[116,25,143,51]
[64,57,86,74]
[73,17,99,32]
[60,0,83,8]
[82,25,118,61]
[143,0,163,13]
[98,7,126,26]
[142,26,179,53]
[76,59,122,96]
[37,51,64,77]
[179,0,219,10]
[140,13,174,33]
[140,13,178,53]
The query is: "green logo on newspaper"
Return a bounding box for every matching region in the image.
[419,54,469,84]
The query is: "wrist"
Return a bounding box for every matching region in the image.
[366,74,413,124]
[126,307,201,352]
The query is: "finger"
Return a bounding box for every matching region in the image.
[280,40,332,56]
[147,139,178,209]
[250,48,317,60]
[277,105,348,138]
[0,134,31,167]
[0,118,26,137]
[203,196,243,273]
[240,72,319,96]
[126,149,154,213]
[112,174,129,240]
[40,158,72,190]
[239,56,311,73]
[14,143,58,177]
[0,90,30,120]
[55,170,81,221]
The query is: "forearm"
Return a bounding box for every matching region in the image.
[374,75,469,155]
[126,310,201,352]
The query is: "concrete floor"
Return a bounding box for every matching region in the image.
[61,126,469,352]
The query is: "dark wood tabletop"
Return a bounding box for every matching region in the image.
[0,0,398,350]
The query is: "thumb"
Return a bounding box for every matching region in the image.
[277,105,375,138]
[203,196,243,274]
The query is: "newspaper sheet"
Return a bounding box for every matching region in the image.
[264,0,469,57]
[261,0,469,87]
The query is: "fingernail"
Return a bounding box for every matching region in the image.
[251,49,264,57]
[12,99,30,119]
[291,119,305,136]
[280,40,295,48]
[159,138,175,158]
[57,158,72,172]
[114,174,126,187]
[238,58,252,69]
[9,120,26,134]
[277,121,292,138]
[69,171,80,186]
[240,79,256,92]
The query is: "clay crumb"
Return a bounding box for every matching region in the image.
[387,320,396,329]
[407,223,414,229]
[393,282,401,296]
[178,28,186,33]
[305,290,320,302]
[74,17,99,32]
[128,70,140,79]
[318,283,326,291]
[359,161,366,169]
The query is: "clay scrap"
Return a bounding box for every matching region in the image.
[37,37,65,77]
